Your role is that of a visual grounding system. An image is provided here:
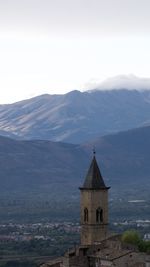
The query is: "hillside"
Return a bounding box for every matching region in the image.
[83,125,150,196]
[0,125,150,201]
[0,89,150,143]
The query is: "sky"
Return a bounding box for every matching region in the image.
[1,0,150,103]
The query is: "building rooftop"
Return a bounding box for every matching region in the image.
[80,154,110,190]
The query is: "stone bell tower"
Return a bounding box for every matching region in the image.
[79,151,110,245]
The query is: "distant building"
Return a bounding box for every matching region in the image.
[79,152,110,245]
[41,153,150,267]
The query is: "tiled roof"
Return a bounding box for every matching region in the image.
[80,155,109,190]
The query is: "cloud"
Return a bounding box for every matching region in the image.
[85,75,150,91]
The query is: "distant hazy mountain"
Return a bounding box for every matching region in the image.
[0,89,150,143]
[0,125,150,203]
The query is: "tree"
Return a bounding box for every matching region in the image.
[121,230,141,246]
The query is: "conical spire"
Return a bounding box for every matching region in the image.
[81,152,109,190]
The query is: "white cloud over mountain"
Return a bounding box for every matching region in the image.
[86,75,150,91]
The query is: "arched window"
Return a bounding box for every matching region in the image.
[84,208,88,222]
[96,207,103,223]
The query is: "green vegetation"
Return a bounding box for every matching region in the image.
[0,235,79,257]
[122,230,150,253]
[0,222,79,267]
[0,261,38,267]
[122,230,141,245]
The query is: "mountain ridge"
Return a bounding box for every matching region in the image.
[0,89,150,143]
[0,124,150,197]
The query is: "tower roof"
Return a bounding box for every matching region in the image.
[80,154,109,190]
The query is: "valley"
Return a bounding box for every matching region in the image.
[0,90,150,265]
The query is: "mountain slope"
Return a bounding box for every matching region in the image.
[0,125,150,201]
[0,89,150,143]
[83,125,150,193]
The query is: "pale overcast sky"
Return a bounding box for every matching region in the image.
[0,0,150,103]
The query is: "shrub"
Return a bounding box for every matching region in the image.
[122,230,141,246]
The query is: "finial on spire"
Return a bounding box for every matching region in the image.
[93,147,96,156]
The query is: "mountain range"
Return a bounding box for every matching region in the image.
[0,87,150,221]
[0,89,150,143]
